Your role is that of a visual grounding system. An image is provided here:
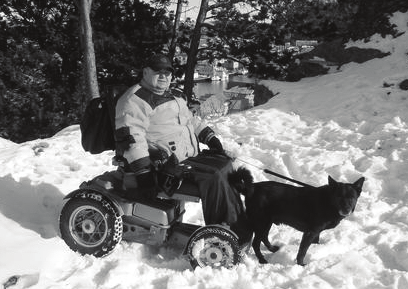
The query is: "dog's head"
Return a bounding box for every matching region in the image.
[328,176,365,217]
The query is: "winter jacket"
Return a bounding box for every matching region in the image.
[115,84,214,171]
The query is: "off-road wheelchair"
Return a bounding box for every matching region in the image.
[59,151,245,269]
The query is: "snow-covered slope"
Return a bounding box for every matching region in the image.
[1,12,408,289]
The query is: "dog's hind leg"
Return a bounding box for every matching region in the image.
[252,233,268,264]
[262,236,280,253]
[252,221,276,264]
[261,221,279,252]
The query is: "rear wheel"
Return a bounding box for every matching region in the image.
[186,226,241,269]
[59,192,123,257]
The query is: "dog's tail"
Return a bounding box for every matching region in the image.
[229,166,254,197]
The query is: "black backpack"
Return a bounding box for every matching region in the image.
[80,86,127,154]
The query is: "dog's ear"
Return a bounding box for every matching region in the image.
[353,177,365,194]
[328,175,337,187]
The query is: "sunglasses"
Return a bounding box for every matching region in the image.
[151,69,172,76]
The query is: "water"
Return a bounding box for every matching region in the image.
[193,81,227,99]
[193,75,256,100]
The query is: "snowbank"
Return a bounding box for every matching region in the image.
[1,11,408,289]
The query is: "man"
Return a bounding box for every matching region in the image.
[115,54,251,243]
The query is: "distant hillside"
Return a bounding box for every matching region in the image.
[285,1,408,81]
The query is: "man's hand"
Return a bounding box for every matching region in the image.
[207,136,224,154]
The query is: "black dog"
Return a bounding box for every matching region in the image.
[229,167,365,266]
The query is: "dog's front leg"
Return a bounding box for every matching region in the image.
[252,234,268,264]
[296,231,318,266]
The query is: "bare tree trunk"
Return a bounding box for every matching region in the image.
[184,0,209,102]
[169,0,184,61]
[78,0,100,100]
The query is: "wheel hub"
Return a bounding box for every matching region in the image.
[82,219,96,234]
[205,248,223,263]
[193,236,234,268]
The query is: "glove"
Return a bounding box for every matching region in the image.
[158,154,184,196]
[207,136,224,154]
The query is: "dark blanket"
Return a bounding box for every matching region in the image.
[182,153,245,225]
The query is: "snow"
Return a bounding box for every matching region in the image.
[1,11,408,289]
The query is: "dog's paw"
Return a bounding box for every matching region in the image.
[255,253,269,264]
[296,259,306,266]
[259,257,269,264]
[266,245,280,253]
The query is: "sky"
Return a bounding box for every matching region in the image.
[1,10,408,289]
[156,0,251,20]
[169,0,200,19]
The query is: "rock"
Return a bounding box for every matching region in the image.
[253,84,277,106]
[399,79,408,90]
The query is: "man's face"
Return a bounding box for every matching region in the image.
[144,67,172,91]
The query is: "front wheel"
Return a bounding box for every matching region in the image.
[186,226,241,269]
[59,192,123,257]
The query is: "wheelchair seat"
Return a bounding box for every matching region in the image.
[111,150,232,204]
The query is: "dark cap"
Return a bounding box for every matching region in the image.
[146,54,174,72]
